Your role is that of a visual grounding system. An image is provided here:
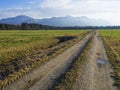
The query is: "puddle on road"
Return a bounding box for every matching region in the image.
[97,59,106,64]
[97,59,107,68]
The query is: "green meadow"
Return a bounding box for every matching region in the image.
[0,30,87,64]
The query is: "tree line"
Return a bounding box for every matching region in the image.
[0,23,120,30]
[0,23,58,30]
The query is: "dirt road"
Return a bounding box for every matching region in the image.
[73,31,117,90]
[3,31,116,90]
[4,32,94,90]
[28,32,94,90]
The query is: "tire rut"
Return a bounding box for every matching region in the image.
[3,32,94,90]
[29,32,95,90]
[74,31,117,90]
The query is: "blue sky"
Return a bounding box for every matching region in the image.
[0,0,28,8]
[0,0,120,25]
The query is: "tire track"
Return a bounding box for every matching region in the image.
[29,32,95,90]
[3,32,94,90]
[74,31,117,90]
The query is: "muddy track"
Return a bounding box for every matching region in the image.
[73,31,117,90]
[29,32,95,90]
[3,32,94,90]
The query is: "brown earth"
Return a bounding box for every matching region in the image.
[2,31,116,90]
[73,31,117,90]
[3,31,94,90]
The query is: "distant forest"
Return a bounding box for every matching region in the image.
[0,23,120,30]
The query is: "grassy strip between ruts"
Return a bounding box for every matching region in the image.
[55,34,93,90]
[0,31,90,89]
[101,35,120,89]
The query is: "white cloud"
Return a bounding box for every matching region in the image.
[39,0,120,25]
[40,0,73,9]
[1,0,120,25]
[40,0,120,13]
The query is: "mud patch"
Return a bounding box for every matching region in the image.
[56,36,77,43]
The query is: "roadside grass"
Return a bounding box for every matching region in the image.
[100,30,120,58]
[55,33,93,90]
[100,30,120,89]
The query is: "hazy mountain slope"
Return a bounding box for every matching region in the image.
[0,15,38,24]
[0,15,111,26]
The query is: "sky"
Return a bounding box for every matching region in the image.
[0,0,120,25]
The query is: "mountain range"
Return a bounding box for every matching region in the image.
[0,15,111,26]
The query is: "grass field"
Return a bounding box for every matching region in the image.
[0,30,90,88]
[0,30,88,64]
[100,30,120,88]
[1,30,120,89]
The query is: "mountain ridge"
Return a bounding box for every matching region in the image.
[0,15,111,26]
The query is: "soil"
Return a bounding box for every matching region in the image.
[73,31,117,90]
[3,32,94,90]
[2,31,117,90]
